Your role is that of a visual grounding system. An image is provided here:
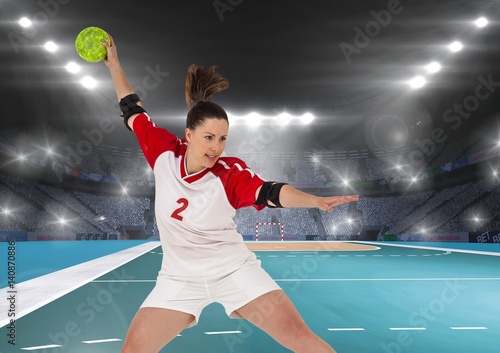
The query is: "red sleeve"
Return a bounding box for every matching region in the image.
[132,113,185,169]
[213,157,266,211]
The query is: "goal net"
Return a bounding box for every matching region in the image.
[255,222,284,241]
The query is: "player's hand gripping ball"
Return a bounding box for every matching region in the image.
[75,26,110,62]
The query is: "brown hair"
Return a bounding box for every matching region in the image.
[185,64,229,130]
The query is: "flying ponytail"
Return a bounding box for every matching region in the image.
[185,64,229,109]
[185,64,230,129]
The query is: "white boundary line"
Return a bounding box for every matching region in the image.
[204,330,242,335]
[0,241,160,327]
[352,241,500,257]
[21,344,62,351]
[82,338,122,344]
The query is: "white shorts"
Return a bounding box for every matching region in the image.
[140,258,282,327]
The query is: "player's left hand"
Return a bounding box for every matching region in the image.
[316,195,359,212]
[102,33,119,68]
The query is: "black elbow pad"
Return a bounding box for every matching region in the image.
[119,93,146,131]
[255,182,288,208]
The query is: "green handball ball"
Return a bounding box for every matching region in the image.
[75,26,110,62]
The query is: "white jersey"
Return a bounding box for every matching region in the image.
[133,113,266,278]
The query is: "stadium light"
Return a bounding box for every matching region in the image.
[65,62,81,74]
[409,76,426,89]
[80,76,97,89]
[246,112,262,127]
[40,145,53,156]
[277,112,292,126]
[2,208,11,216]
[425,61,441,74]
[19,17,32,28]
[475,17,488,28]
[299,113,315,125]
[448,41,463,52]
[44,41,58,52]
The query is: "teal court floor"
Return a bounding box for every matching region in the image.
[0,240,499,353]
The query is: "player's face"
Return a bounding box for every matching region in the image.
[185,117,228,174]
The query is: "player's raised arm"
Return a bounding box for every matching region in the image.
[254,182,359,212]
[102,34,145,131]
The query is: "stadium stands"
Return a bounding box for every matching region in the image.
[1,114,499,239]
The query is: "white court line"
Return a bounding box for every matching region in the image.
[267,255,279,257]
[0,241,161,327]
[82,338,122,344]
[21,344,62,350]
[204,331,242,335]
[450,327,488,330]
[328,328,365,331]
[390,327,426,331]
[356,241,500,257]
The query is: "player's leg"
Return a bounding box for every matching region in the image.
[121,307,195,353]
[234,290,336,353]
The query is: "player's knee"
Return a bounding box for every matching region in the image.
[120,331,148,353]
[278,320,314,349]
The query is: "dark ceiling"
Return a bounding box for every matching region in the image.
[1,0,500,155]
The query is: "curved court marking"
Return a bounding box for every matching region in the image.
[360,241,500,256]
[245,241,379,251]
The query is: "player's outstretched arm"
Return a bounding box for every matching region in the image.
[255,184,359,212]
[102,34,142,130]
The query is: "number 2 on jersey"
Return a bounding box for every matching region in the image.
[171,198,189,221]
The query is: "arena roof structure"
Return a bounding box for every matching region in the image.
[1,0,500,154]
